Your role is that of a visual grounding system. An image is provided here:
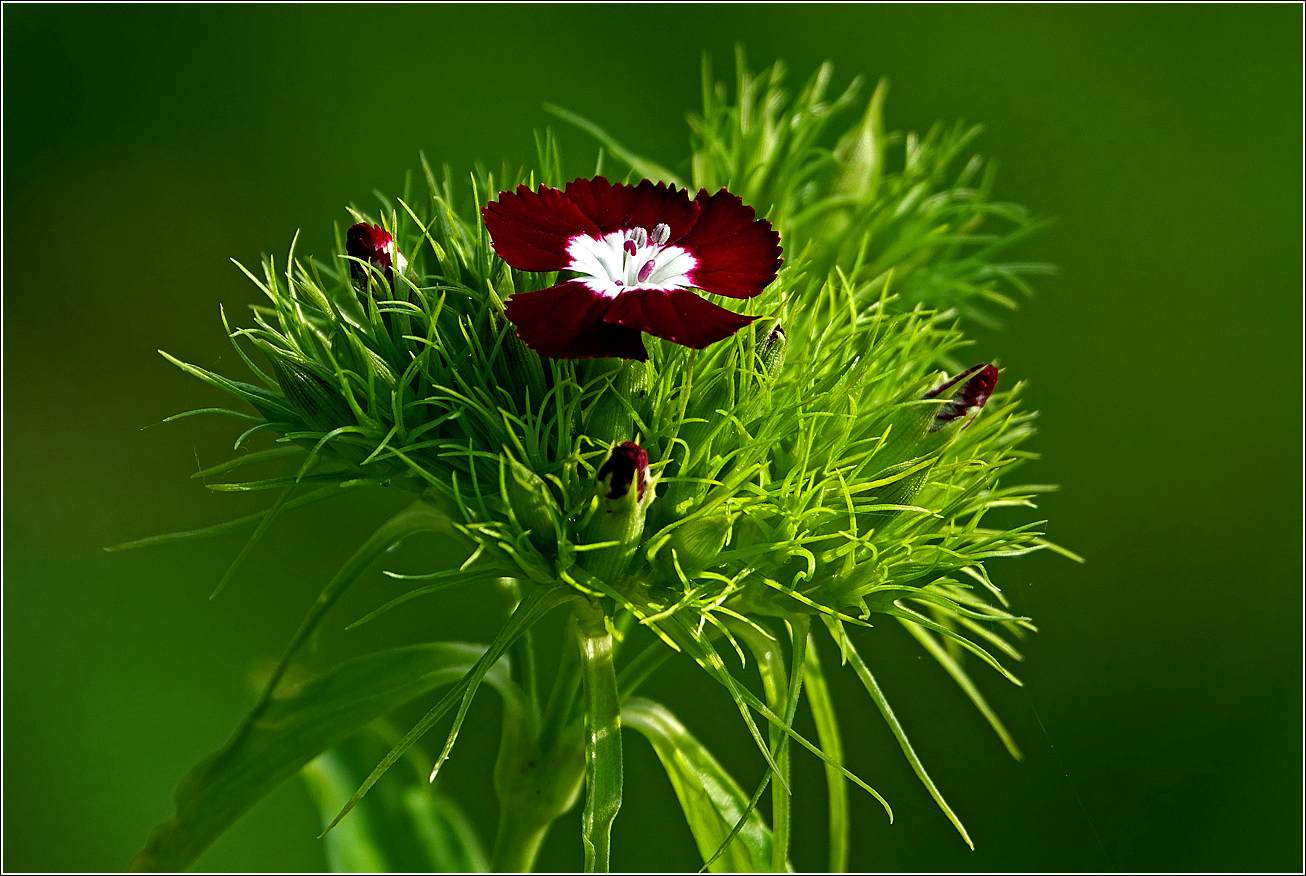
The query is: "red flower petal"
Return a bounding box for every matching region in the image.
[346,222,395,280]
[676,189,783,299]
[482,185,602,272]
[564,177,701,241]
[603,287,757,349]
[504,280,648,360]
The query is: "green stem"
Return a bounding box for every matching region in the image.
[501,578,541,724]
[538,616,582,755]
[490,806,553,873]
[577,601,622,873]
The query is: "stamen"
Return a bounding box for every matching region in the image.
[627,227,648,248]
[637,259,656,283]
[651,223,670,246]
[624,239,638,256]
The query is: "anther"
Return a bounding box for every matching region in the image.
[623,239,638,256]
[637,259,656,283]
[628,227,648,248]
[651,223,670,246]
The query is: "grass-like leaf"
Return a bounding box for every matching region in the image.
[130,643,501,872]
[803,639,849,872]
[301,728,490,872]
[826,617,974,849]
[623,698,773,872]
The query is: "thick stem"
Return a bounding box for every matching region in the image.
[490,806,553,873]
[491,617,587,873]
[577,601,623,873]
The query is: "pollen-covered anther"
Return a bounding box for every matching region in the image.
[627,226,649,248]
[651,222,670,245]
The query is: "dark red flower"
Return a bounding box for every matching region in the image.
[597,441,650,502]
[346,222,407,284]
[482,177,783,360]
[926,363,1000,431]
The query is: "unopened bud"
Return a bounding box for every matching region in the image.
[597,442,649,503]
[271,358,354,434]
[753,318,787,382]
[505,456,559,553]
[926,363,999,431]
[656,510,732,581]
[868,363,1001,510]
[584,441,655,587]
[346,222,405,284]
[583,359,652,445]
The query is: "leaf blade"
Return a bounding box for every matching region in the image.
[623,698,772,873]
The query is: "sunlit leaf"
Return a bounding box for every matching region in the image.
[623,698,773,873]
[300,730,488,872]
[130,643,501,872]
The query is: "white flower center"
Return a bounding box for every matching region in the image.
[386,240,408,275]
[565,223,697,298]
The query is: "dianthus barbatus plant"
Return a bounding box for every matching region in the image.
[125,53,1076,873]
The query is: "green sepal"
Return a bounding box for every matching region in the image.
[505,453,562,554]
[583,359,653,445]
[271,357,357,435]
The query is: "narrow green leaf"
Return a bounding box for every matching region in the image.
[301,730,489,873]
[130,643,493,872]
[542,104,687,189]
[826,617,974,849]
[325,583,567,835]
[245,500,461,729]
[104,483,359,552]
[803,640,849,872]
[623,698,772,873]
[897,617,1022,760]
[726,617,809,873]
[210,484,295,599]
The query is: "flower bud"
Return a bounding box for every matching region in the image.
[753,318,788,383]
[583,442,654,587]
[655,509,732,582]
[583,360,652,445]
[505,455,559,553]
[866,364,1000,510]
[346,222,406,284]
[270,358,355,435]
[926,363,999,432]
[596,442,649,504]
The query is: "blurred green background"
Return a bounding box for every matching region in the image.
[4,5,1301,872]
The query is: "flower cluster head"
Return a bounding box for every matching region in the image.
[483,177,782,360]
[139,59,1070,873]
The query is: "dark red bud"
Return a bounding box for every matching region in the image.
[926,363,999,431]
[346,222,395,282]
[597,441,649,501]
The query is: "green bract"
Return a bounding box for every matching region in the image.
[126,51,1075,873]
